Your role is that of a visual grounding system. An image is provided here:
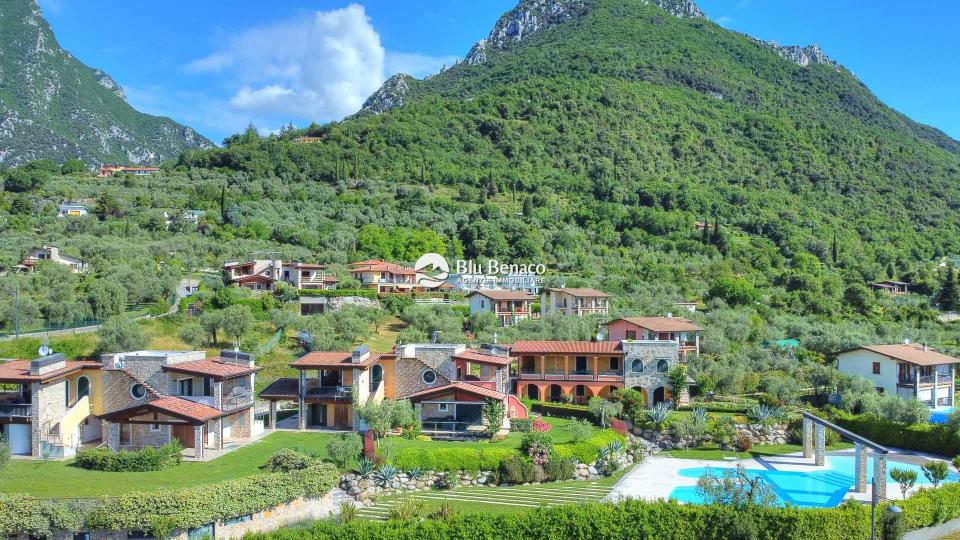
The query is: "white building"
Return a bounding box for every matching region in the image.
[58,203,88,218]
[16,246,89,274]
[836,343,958,409]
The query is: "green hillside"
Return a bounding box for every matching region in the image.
[0,0,212,167]
[2,0,960,395]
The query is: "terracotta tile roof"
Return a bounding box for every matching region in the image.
[468,289,536,301]
[259,378,301,399]
[291,351,390,369]
[454,349,513,366]
[545,287,611,297]
[233,274,275,283]
[0,359,100,384]
[349,260,417,275]
[609,316,702,332]
[845,344,960,367]
[510,341,623,355]
[149,396,223,422]
[163,358,262,381]
[405,381,506,401]
[286,262,327,269]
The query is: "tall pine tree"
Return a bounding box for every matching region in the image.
[937,267,959,312]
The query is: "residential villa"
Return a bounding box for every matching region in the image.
[511,339,687,407]
[97,164,161,177]
[467,289,536,326]
[605,316,702,360]
[836,343,957,409]
[223,260,338,292]
[870,280,910,295]
[0,349,263,459]
[349,259,423,293]
[58,202,88,217]
[540,288,611,317]
[15,246,89,273]
[258,343,526,436]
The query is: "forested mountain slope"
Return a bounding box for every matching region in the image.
[0,0,212,167]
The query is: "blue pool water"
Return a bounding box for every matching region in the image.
[669,456,960,508]
[930,407,955,424]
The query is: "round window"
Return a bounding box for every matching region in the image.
[130,383,147,400]
[421,370,437,385]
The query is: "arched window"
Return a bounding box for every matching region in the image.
[130,383,147,400]
[421,370,437,385]
[631,359,643,373]
[656,359,669,373]
[77,376,90,399]
[371,364,384,391]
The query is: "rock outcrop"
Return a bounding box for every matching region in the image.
[360,73,414,115]
[762,42,842,69]
[465,0,590,65]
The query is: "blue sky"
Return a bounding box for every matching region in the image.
[38,0,960,144]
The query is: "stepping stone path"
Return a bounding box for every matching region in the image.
[356,481,613,521]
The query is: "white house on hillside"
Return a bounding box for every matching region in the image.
[836,343,958,409]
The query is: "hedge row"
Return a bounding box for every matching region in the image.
[392,430,625,472]
[678,402,751,414]
[0,464,339,537]
[74,443,181,472]
[895,483,960,530]
[830,411,960,457]
[245,499,872,540]
[530,401,593,420]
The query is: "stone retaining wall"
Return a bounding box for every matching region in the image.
[633,422,789,451]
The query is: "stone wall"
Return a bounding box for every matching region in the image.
[394,357,451,398]
[31,379,67,457]
[632,422,789,452]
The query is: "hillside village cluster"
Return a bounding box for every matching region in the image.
[1,254,955,464]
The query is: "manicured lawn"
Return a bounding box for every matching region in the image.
[0,432,331,498]
[662,442,854,461]
[356,467,631,521]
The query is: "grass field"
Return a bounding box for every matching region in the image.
[356,468,630,520]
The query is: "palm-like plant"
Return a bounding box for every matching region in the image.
[647,402,673,431]
[356,457,375,478]
[373,464,399,487]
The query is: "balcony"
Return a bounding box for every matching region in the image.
[222,391,254,412]
[0,402,32,420]
[899,375,953,387]
[516,369,623,382]
[304,386,352,402]
[179,395,217,408]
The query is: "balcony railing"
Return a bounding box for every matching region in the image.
[222,391,254,412]
[179,395,217,408]
[304,386,352,401]
[0,402,32,419]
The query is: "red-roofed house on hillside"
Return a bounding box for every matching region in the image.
[540,287,611,317]
[349,259,422,293]
[98,349,262,459]
[836,343,958,409]
[97,164,160,177]
[467,289,536,326]
[223,259,338,292]
[605,315,703,360]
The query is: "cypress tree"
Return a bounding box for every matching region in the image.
[832,233,839,265]
[938,268,959,312]
[219,185,227,225]
[702,219,710,244]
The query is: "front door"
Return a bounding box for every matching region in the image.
[172,424,195,447]
[333,405,349,428]
[308,404,326,427]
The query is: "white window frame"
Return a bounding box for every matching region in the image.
[438,403,449,412]
[422,370,437,385]
[149,423,162,432]
[130,383,147,400]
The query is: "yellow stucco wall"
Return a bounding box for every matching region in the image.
[65,369,104,415]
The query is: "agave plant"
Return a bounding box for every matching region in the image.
[746,404,774,424]
[692,406,709,426]
[605,439,625,455]
[407,467,423,480]
[647,401,673,431]
[373,464,400,487]
[769,406,786,422]
[355,457,375,478]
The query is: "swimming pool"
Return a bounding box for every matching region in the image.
[669,456,960,508]
[930,407,955,424]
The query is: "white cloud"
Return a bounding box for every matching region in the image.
[715,15,734,27]
[184,4,456,127]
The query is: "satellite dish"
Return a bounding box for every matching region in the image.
[596,332,605,342]
[904,338,912,345]
[38,336,52,357]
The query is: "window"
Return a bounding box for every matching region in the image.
[872,362,881,375]
[609,357,619,371]
[65,379,70,407]
[222,514,253,526]
[178,378,193,396]
[631,359,643,373]
[203,377,213,397]
[626,330,637,340]
[575,356,588,373]
[77,376,90,399]
[73,533,91,540]
[575,385,585,397]
[656,359,669,373]
[372,364,383,385]
[438,403,449,412]
[150,423,161,432]
[130,383,147,400]
[422,370,437,385]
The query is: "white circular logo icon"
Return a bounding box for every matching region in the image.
[414,253,449,289]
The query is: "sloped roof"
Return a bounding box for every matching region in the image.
[162,358,261,381]
[545,287,611,297]
[291,351,392,369]
[0,359,100,384]
[608,316,702,332]
[842,344,960,366]
[349,260,417,274]
[468,289,536,301]
[453,349,513,366]
[259,378,300,399]
[510,341,623,355]
[405,381,506,401]
[99,396,223,424]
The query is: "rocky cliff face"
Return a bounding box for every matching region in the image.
[465,0,590,65]
[764,42,841,69]
[359,73,414,115]
[0,0,212,166]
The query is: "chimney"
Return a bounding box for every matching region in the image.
[31,353,66,376]
[922,343,929,352]
[431,331,441,344]
[352,344,370,364]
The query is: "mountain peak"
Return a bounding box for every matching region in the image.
[359,73,414,115]
[465,0,591,65]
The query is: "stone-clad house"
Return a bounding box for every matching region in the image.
[98,350,262,459]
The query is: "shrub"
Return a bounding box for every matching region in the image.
[326,433,363,469]
[0,435,9,470]
[529,401,593,420]
[74,441,182,472]
[429,501,457,521]
[531,417,552,432]
[610,418,629,437]
[897,482,960,530]
[263,448,318,472]
[510,418,532,432]
[387,497,425,521]
[588,397,623,428]
[733,434,753,452]
[392,447,515,472]
[921,460,949,488]
[710,416,738,448]
[483,399,505,437]
[435,472,461,490]
[355,457,375,477]
[565,418,593,443]
[647,402,673,431]
[890,468,918,500]
[520,431,554,454]
[553,430,626,463]
[544,456,576,481]
[338,502,357,524]
[499,455,536,485]
[373,464,400,487]
[953,455,960,473]
[831,411,960,457]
